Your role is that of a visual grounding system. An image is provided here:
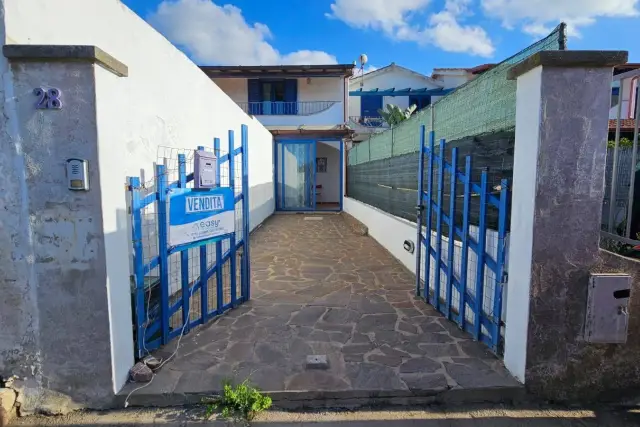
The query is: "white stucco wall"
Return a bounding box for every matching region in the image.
[316,141,340,203]
[213,78,248,104]
[433,73,470,89]
[348,67,441,117]
[298,77,343,102]
[503,66,542,384]
[3,0,275,396]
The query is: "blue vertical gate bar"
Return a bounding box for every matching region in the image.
[433,139,445,311]
[491,179,509,351]
[214,137,224,314]
[459,156,472,330]
[415,125,426,297]
[423,132,435,301]
[177,153,190,333]
[473,170,489,341]
[228,130,237,306]
[129,177,146,358]
[155,164,170,344]
[446,148,458,321]
[241,125,251,302]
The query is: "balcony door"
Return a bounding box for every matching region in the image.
[276,141,315,210]
[248,79,298,115]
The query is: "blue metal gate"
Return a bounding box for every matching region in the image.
[128,125,251,358]
[415,125,509,354]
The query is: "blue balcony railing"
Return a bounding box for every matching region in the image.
[349,116,389,128]
[238,101,338,116]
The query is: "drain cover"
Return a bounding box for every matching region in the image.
[304,216,324,221]
[306,355,329,369]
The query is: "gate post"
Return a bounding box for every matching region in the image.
[503,51,627,398]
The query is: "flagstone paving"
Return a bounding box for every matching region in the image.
[132,213,518,401]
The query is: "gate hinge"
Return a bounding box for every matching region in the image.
[416,204,425,212]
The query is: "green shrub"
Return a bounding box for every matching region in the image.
[204,379,272,423]
[607,137,634,148]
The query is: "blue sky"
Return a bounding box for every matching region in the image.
[123,0,639,76]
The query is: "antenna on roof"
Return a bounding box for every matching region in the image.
[358,53,368,88]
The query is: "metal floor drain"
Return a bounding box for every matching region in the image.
[306,354,329,369]
[304,217,324,221]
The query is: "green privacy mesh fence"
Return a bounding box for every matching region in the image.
[348,24,566,166]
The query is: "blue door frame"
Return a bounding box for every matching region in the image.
[274,139,344,212]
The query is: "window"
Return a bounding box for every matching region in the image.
[248,79,298,115]
[409,95,431,111]
[611,87,620,109]
[261,81,286,102]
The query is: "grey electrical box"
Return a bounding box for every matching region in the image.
[66,158,89,191]
[194,149,217,189]
[584,273,631,344]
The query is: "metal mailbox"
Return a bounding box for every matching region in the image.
[584,273,631,344]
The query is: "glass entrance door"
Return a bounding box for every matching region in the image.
[276,141,316,210]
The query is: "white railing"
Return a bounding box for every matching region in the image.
[349,116,389,128]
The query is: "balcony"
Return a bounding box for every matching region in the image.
[237,101,344,127]
[238,101,338,116]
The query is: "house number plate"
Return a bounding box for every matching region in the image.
[34,87,62,110]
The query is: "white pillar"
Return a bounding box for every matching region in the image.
[503,51,627,391]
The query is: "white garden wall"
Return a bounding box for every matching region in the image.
[2,0,274,397]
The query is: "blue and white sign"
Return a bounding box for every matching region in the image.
[168,188,235,247]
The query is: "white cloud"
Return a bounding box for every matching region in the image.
[328,0,495,57]
[428,9,495,57]
[328,0,431,34]
[482,0,639,37]
[148,0,337,65]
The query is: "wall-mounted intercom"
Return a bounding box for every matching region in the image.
[66,158,89,191]
[194,149,217,189]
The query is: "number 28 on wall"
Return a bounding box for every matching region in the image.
[33,87,62,110]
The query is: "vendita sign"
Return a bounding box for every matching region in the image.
[168,187,235,248]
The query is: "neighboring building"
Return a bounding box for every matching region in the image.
[347,63,493,142]
[609,63,639,140]
[201,64,354,212]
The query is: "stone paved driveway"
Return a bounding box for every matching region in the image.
[138,213,518,401]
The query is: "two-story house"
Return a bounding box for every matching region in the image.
[348,63,493,142]
[201,64,354,213]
